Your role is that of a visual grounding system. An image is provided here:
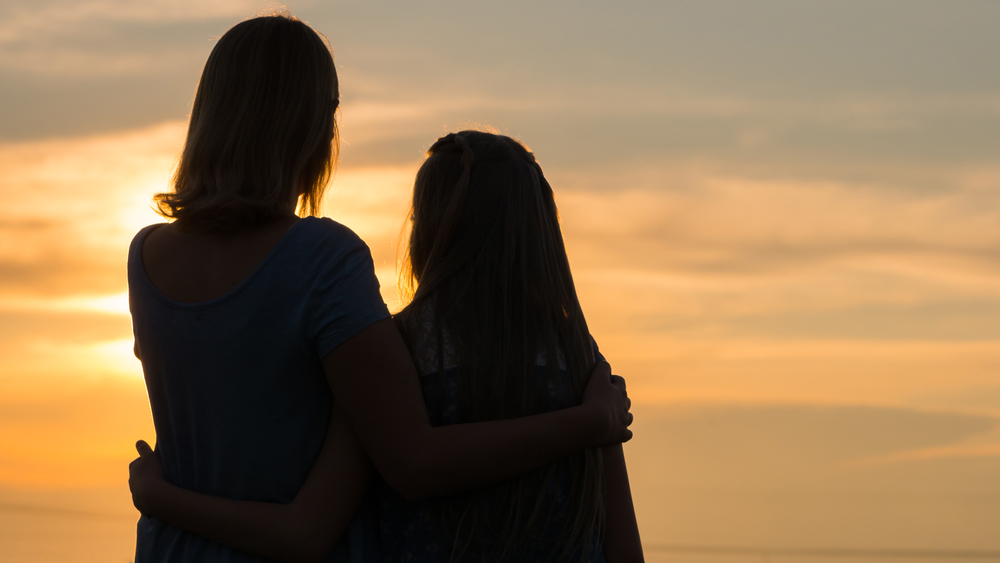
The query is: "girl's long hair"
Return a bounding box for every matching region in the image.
[397,131,605,562]
[155,14,338,232]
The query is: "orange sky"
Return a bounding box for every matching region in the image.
[2,117,999,487]
[2,0,1000,558]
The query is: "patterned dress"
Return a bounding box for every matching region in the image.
[375,313,606,563]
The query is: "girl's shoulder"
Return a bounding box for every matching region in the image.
[396,303,461,375]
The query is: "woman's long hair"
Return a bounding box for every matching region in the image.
[397,131,605,562]
[155,14,338,232]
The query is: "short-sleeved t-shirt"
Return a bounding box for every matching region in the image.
[128,217,389,563]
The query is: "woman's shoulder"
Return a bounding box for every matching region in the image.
[127,223,168,273]
[129,222,168,247]
[298,216,365,245]
[286,216,374,265]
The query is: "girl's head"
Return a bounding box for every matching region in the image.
[400,131,604,561]
[156,14,337,232]
[406,131,567,300]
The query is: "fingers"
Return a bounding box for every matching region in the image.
[611,374,626,391]
[135,440,153,457]
[613,373,633,437]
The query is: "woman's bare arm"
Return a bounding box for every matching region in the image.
[324,318,632,501]
[129,409,371,563]
[602,443,644,563]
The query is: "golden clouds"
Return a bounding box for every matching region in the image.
[0,122,416,488]
[0,124,176,487]
[0,0,265,77]
[0,117,998,543]
[0,122,179,296]
[547,164,1000,418]
[556,165,1000,336]
[624,403,1000,549]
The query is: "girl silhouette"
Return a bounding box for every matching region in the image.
[380,131,643,562]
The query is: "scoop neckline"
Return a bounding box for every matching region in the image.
[136,217,312,310]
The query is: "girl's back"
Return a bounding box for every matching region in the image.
[376,312,606,563]
[378,131,607,562]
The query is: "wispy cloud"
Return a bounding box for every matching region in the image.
[339,92,1000,139]
[4,119,999,403]
[629,402,1000,489]
[557,165,1000,308]
[0,0,264,44]
[0,47,201,77]
[844,420,1000,467]
[850,443,1000,466]
[0,121,180,295]
[0,0,276,78]
[0,292,129,316]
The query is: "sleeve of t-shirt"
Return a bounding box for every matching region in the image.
[308,225,391,360]
[591,336,608,364]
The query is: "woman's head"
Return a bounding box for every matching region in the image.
[400,131,604,561]
[156,14,338,232]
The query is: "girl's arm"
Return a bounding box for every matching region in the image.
[324,318,633,500]
[129,409,371,563]
[602,443,644,563]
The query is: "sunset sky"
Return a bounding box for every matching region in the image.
[2,1,1000,561]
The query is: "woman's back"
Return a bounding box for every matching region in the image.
[130,217,388,562]
[139,217,300,304]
